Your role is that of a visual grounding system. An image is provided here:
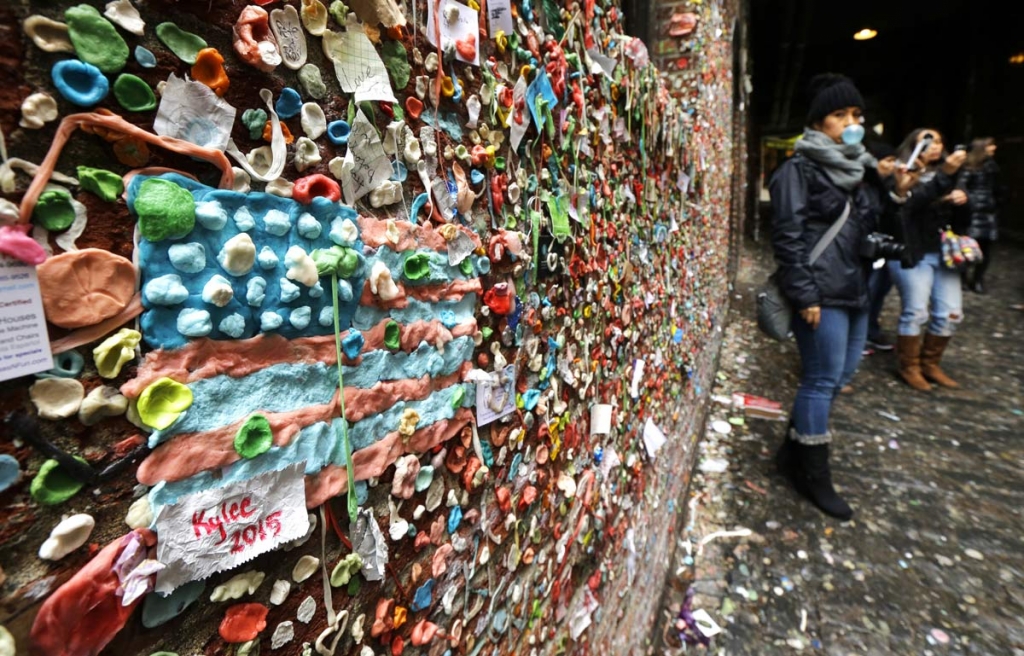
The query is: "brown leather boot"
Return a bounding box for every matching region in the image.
[921,333,960,388]
[897,335,931,391]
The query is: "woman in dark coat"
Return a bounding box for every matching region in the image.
[769,74,893,520]
[960,138,1001,293]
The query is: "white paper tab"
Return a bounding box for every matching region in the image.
[0,254,53,382]
[154,463,310,593]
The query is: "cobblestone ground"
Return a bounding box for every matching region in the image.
[652,237,1024,655]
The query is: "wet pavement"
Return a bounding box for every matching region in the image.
[651,237,1024,655]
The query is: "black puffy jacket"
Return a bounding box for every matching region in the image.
[892,169,968,267]
[769,153,879,311]
[960,159,1001,241]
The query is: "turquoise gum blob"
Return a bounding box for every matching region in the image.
[275,88,303,119]
[326,120,351,145]
[51,60,109,107]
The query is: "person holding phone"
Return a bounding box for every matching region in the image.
[769,74,917,520]
[888,129,969,391]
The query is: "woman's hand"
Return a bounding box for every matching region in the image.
[800,306,821,330]
[944,189,969,205]
[942,150,967,175]
[893,164,922,196]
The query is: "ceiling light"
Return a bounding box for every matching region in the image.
[853,28,878,41]
[1010,52,1024,65]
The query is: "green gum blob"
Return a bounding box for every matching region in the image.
[33,190,76,231]
[137,377,193,430]
[383,320,401,350]
[134,178,196,242]
[234,415,273,459]
[402,253,431,281]
[113,74,157,112]
[450,386,465,409]
[459,258,474,276]
[30,457,89,505]
[65,4,129,73]
[77,166,124,203]
[154,22,207,64]
[241,108,268,140]
[329,552,363,587]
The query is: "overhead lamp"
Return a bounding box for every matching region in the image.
[853,28,878,41]
[1010,52,1024,65]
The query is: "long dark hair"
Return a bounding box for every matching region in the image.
[896,128,947,171]
[965,137,995,170]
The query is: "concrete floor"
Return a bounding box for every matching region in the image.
[653,237,1024,655]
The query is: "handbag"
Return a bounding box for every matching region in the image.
[940,227,983,270]
[757,200,851,340]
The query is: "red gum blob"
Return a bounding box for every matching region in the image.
[405,96,423,119]
[219,603,269,643]
[455,35,477,61]
[232,6,280,72]
[483,283,513,315]
[29,529,157,656]
[293,174,342,203]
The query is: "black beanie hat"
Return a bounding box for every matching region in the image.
[806,74,865,126]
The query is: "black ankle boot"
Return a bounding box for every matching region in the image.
[786,441,854,520]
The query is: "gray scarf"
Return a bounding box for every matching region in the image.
[794,129,877,191]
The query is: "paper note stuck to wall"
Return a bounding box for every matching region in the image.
[426,0,480,66]
[341,109,396,205]
[153,463,310,593]
[475,364,516,426]
[642,418,667,459]
[487,0,514,36]
[322,30,398,103]
[0,254,53,382]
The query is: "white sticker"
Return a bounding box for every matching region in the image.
[154,463,310,593]
[0,254,53,382]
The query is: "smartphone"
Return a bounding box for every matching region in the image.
[906,134,933,171]
[953,144,967,152]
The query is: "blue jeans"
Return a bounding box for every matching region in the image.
[889,253,963,337]
[867,265,892,341]
[790,307,869,444]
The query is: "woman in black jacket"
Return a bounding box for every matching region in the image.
[769,74,894,520]
[960,137,1001,293]
[889,129,969,391]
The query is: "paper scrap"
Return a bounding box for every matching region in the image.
[475,364,516,426]
[691,609,724,638]
[426,0,480,66]
[351,508,388,581]
[154,74,237,152]
[642,418,667,459]
[153,463,310,594]
[0,254,53,382]
[630,358,645,399]
[447,230,476,265]
[487,0,514,36]
[322,30,398,103]
[341,110,395,205]
[586,48,618,79]
[568,589,600,640]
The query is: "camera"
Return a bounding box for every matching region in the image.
[860,232,906,261]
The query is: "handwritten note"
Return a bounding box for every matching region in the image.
[322,30,398,103]
[487,0,514,36]
[0,254,52,382]
[341,109,396,205]
[426,0,480,66]
[154,463,310,593]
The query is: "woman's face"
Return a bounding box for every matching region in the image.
[985,143,997,156]
[919,130,944,163]
[815,106,863,143]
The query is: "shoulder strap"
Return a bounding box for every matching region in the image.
[808,200,851,265]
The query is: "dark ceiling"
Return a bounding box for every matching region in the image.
[750,0,1024,144]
